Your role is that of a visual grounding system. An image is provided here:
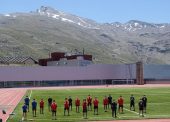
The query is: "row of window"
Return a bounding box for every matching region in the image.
[0,80,135,88]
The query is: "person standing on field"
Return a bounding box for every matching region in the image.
[103,96,108,112]
[130,94,135,111]
[40,99,44,114]
[75,97,80,113]
[118,96,124,114]
[111,99,117,118]
[32,99,37,117]
[48,97,52,112]
[22,103,27,120]
[93,97,99,115]
[68,96,73,111]
[138,98,144,117]
[108,94,112,108]
[87,94,92,111]
[142,95,147,113]
[24,96,30,112]
[82,99,87,119]
[64,98,70,116]
[51,100,57,120]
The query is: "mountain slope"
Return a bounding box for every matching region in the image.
[0,6,170,64]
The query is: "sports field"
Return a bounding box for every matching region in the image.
[7,86,170,122]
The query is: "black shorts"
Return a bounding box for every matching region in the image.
[83,109,87,112]
[130,102,135,107]
[64,107,69,110]
[143,103,147,107]
[52,110,56,115]
[23,110,27,113]
[94,106,98,109]
[52,110,56,113]
[119,105,123,108]
[139,107,143,110]
[88,103,92,106]
[32,108,36,111]
[69,103,72,106]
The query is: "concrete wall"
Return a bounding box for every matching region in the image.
[0,64,136,82]
[144,64,170,80]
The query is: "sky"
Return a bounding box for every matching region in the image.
[0,0,170,23]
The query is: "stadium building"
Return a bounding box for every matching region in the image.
[0,52,170,88]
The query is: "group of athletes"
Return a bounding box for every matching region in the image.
[22,94,147,120]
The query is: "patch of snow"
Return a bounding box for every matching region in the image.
[52,14,60,19]
[134,22,139,27]
[160,25,165,28]
[77,17,87,24]
[4,14,10,17]
[39,11,45,15]
[127,24,133,31]
[61,17,74,23]
[115,24,120,27]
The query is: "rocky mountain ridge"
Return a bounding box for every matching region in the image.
[0,6,170,64]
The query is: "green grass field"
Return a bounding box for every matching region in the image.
[7,87,170,122]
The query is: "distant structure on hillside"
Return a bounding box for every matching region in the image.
[38,52,93,66]
[0,57,38,66]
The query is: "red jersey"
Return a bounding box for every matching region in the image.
[118,98,124,105]
[64,100,69,109]
[51,102,57,111]
[87,96,92,103]
[103,98,108,105]
[82,101,87,110]
[40,100,44,107]
[93,99,99,107]
[75,99,80,106]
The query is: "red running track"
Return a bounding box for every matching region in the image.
[0,89,26,122]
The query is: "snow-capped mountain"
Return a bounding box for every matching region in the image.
[0,6,170,64]
[110,20,170,32]
[36,6,100,29]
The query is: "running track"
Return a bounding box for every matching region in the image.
[0,89,26,122]
[0,84,170,122]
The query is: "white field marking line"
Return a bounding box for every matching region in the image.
[120,115,139,118]
[29,90,32,99]
[148,114,170,117]
[124,107,139,115]
[149,102,170,105]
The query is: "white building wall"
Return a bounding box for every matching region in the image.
[47,59,92,66]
